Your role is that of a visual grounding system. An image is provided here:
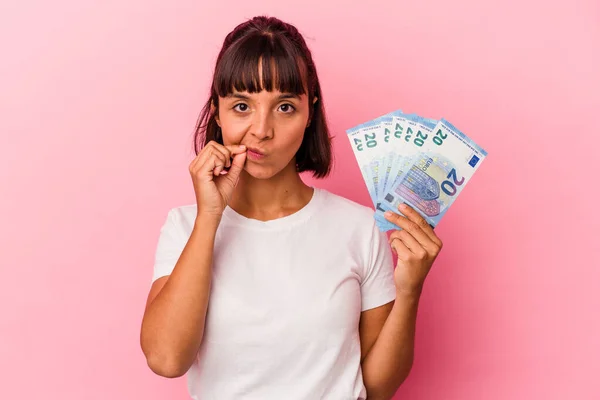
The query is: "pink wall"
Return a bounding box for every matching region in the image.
[1,1,599,399]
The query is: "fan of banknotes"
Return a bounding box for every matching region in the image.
[346,110,488,232]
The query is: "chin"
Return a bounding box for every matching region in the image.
[243,158,297,180]
[243,162,280,180]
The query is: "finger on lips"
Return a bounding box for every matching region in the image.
[207,151,226,175]
[213,144,247,172]
[193,142,247,177]
[225,144,247,155]
[213,144,248,176]
[209,146,230,168]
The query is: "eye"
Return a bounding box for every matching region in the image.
[278,103,296,113]
[233,103,249,112]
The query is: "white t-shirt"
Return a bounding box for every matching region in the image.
[152,187,397,400]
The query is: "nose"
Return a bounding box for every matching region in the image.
[249,108,273,140]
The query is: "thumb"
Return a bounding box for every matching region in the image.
[227,151,247,183]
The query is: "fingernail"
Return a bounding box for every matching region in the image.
[239,145,246,150]
[384,211,393,218]
[220,170,228,175]
[399,203,408,209]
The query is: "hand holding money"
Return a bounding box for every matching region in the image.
[383,202,443,295]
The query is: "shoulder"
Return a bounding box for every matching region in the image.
[160,203,197,236]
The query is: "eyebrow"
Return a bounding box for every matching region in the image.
[277,93,301,100]
[227,93,301,101]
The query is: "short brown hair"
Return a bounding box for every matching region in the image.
[193,16,332,178]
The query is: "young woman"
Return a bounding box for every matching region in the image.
[140,15,443,400]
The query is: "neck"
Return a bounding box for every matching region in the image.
[229,161,314,221]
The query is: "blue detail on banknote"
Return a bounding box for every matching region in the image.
[469,155,480,167]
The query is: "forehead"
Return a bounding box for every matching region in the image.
[213,34,309,97]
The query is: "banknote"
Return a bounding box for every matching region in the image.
[382,114,437,199]
[347,110,403,203]
[376,118,488,228]
[347,112,487,232]
[346,110,403,232]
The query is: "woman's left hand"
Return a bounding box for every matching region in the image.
[384,203,444,296]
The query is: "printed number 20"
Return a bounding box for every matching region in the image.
[433,129,448,146]
[441,168,465,196]
[365,132,377,148]
[414,131,428,147]
[353,137,363,151]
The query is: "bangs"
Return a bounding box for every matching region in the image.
[214,33,308,97]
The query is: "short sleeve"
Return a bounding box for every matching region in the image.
[151,208,186,283]
[360,220,397,311]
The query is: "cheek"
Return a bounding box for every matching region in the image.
[219,120,246,145]
[277,118,307,148]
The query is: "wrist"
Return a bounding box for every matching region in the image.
[395,284,423,300]
[194,213,222,230]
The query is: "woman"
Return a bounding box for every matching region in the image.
[140,15,443,400]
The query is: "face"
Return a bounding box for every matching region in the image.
[215,89,312,180]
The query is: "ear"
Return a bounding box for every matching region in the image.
[211,100,221,127]
[307,96,318,127]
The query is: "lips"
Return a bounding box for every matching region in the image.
[246,146,264,155]
[246,147,266,160]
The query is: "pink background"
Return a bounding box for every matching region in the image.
[1,0,599,399]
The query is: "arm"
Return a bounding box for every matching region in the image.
[362,203,443,399]
[140,216,219,378]
[361,290,421,400]
[140,141,247,378]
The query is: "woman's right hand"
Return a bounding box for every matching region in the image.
[189,141,247,220]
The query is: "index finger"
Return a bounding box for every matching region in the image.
[208,143,246,168]
[224,144,247,155]
[389,203,442,247]
[384,210,435,250]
